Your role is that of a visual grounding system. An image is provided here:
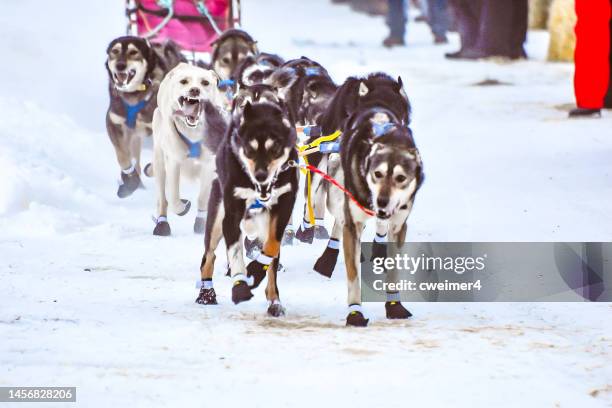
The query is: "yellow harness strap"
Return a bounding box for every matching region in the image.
[296,130,342,226]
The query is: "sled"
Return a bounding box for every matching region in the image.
[125,0,241,53]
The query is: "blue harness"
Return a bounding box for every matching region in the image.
[372,122,397,138]
[218,79,235,100]
[305,67,322,76]
[122,99,148,129]
[248,199,265,210]
[175,125,203,158]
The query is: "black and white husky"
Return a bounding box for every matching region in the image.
[295,73,410,245]
[105,36,183,198]
[266,57,338,243]
[322,106,424,327]
[195,99,299,317]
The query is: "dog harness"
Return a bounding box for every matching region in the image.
[174,124,203,158]
[372,122,396,137]
[123,99,148,129]
[305,67,322,76]
[218,79,235,100]
[248,199,265,210]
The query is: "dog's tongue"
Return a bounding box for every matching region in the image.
[182,101,200,117]
[116,72,128,84]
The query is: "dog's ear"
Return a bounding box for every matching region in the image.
[145,43,158,79]
[250,41,259,55]
[397,76,409,101]
[410,147,425,192]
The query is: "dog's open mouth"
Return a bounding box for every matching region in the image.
[178,96,203,128]
[113,69,136,88]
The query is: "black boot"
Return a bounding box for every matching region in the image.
[313,241,339,278]
[195,287,217,305]
[385,301,412,319]
[232,280,253,304]
[246,257,269,289]
[153,217,171,236]
[117,169,142,198]
[296,223,315,244]
[346,308,369,327]
[569,108,602,118]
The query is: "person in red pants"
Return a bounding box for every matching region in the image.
[570,0,612,118]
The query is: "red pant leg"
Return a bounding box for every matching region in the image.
[574,0,611,109]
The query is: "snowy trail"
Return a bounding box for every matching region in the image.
[1,0,611,407]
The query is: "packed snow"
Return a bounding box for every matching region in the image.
[0,0,611,407]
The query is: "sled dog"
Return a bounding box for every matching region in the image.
[148,63,229,236]
[105,36,183,198]
[321,106,424,326]
[195,99,298,317]
[210,29,259,80]
[295,73,410,245]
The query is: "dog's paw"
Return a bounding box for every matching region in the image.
[143,163,154,178]
[281,229,295,246]
[153,220,171,236]
[346,310,369,327]
[193,217,205,234]
[117,170,142,199]
[232,280,253,304]
[313,246,339,278]
[385,301,412,319]
[176,199,191,216]
[370,241,387,262]
[246,259,268,289]
[267,300,285,317]
[195,288,218,305]
[314,225,330,240]
[295,224,314,244]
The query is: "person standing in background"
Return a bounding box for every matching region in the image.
[570,0,612,118]
[428,0,450,44]
[446,0,528,60]
[384,0,407,47]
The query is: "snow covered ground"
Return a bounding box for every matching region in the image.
[1,0,611,407]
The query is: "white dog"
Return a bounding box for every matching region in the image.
[148,63,229,236]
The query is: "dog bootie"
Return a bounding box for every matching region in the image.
[153,216,171,236]
[282,228,295,246]
[193,217,205,234]
[143,163,154,178]
[313,239,340,278]
[385,301,412,319]
[195,285,217,305]
[346,305,369,327]
[117,168,142,198]
[244,237,262,260]
[246,253,273,289]
[314,221,330,240]
[176,199,191,216]
[295,220,315,244]
[232,279,253,304]
[267,299,285,317]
